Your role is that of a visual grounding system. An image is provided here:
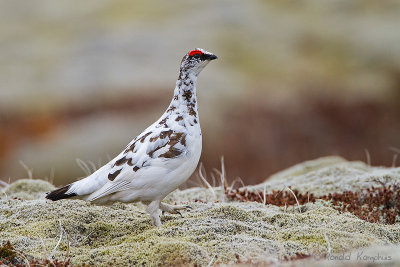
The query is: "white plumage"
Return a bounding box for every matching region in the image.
[46,48,217,226]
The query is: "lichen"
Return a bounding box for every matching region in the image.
[247,156,400,195]
[4,179,55,200]
[1,158,400,266]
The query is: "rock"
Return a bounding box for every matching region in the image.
[1,157,400,266]
[248,156,400,196]
[4,179,55,200]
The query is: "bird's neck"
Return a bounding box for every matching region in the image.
[167,70,198,117]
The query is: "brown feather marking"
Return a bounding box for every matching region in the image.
[140,132,152,143]
[180,135,187,146]
[182,90,192,101]
[148,141,169,157]
[158,118,168,127]
[170,132,183,141]
[167,106,176,112]
[147,132,185,158]
[160,147,183,158]
[133,166,140,172]
[158,132,186,159]
[115,157,128,166]
[125,142,136,153]
[150,136,159,142]
[189,107,197,116]
[160,130,173,139]
[108,169,122,181]
[175,116,183,121]
[169,132,184,146]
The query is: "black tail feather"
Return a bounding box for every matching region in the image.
[46,184,77,201]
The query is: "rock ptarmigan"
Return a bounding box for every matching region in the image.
[46,48,217,226]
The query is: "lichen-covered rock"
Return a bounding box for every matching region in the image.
[1,157,400,266]
[248,156,400,196]
[4,179,55,200]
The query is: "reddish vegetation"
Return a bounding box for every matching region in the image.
[226,181,400,224]
[0,241,78,267]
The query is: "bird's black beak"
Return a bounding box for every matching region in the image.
[206,54,218,60]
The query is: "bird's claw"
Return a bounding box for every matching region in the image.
[160,203,191,218]
[176,211,183,217]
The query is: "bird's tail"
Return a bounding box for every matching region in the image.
[46,184,77,201]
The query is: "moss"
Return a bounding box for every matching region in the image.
[136,241,209,266]
[5,179,55,200]
[2,158,400,265]
[247,156,400,196]
[3,196,397,265]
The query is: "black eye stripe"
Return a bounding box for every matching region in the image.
[189,53,215,61]
[190,54,208,60]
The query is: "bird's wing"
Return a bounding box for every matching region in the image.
[87,124,187,201]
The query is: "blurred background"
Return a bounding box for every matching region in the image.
[1,0,400,187]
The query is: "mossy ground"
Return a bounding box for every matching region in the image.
[1,157,400,266]
[248,156,400,195]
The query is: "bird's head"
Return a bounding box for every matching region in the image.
[180,48,217,76]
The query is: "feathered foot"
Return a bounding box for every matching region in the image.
[145,201,191,226]
[146,200,162,226]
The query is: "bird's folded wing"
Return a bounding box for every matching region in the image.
[107,127,185,180]
[86,125,187,202]
[86,180,131,202]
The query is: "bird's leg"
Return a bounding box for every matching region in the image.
[146,200,161,226]
[160,202,192,217]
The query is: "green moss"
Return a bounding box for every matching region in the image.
[5,179,55,200]
[2,158,400,265]
[135,241,209,266]
[247,156,400,196]
[204,205,256,222]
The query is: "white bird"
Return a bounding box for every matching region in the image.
[46,48,217,226]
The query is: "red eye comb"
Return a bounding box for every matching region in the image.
[189,50,203,56]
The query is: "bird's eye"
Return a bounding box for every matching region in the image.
[193,54,200,59]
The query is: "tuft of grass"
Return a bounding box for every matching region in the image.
[197,157,228,201]
[19,161,33,179]
[76,158,94,177]
[198,162,216,199]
